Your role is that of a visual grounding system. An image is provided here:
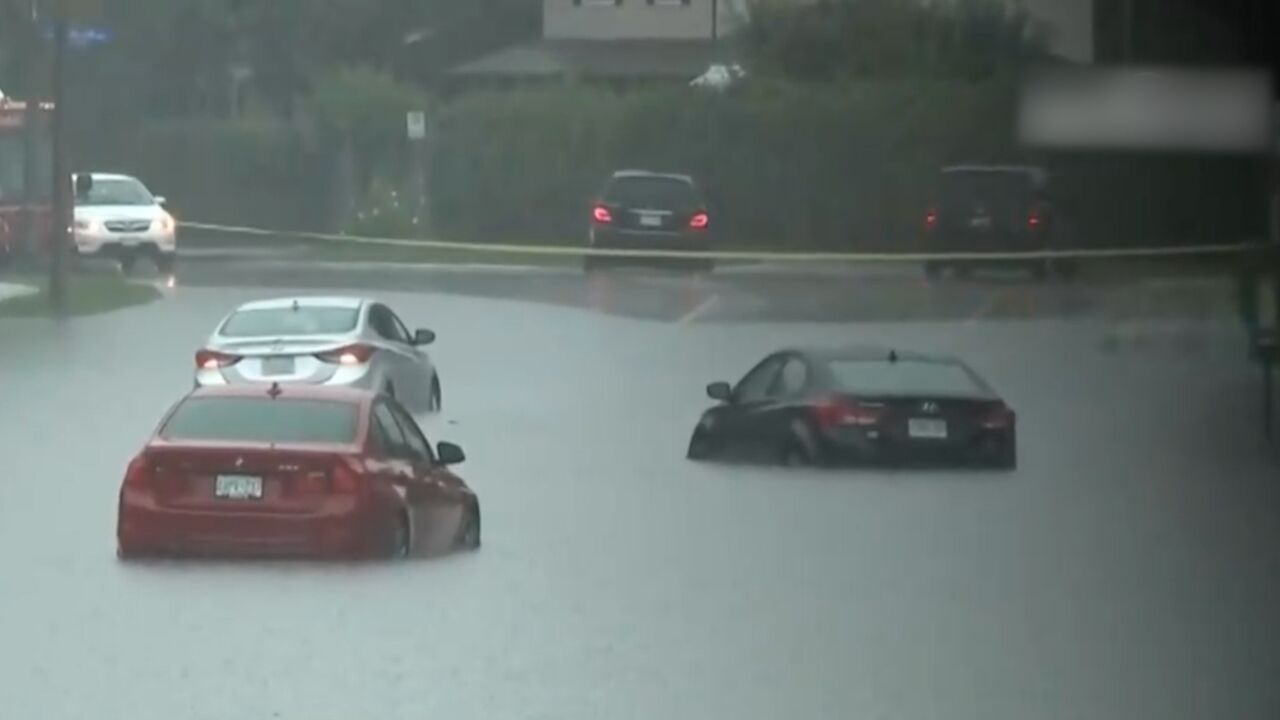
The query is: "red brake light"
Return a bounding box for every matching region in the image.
[1027,208,1042,229]
[123,453,152,491]
[813,397,883,428]
[195,349,241,370]
[982,404,1014,430]
[592,205,613,224]
[689,212,709,230]
[316,343,376,366]
[331,457,361,494]
[925,208,938,229]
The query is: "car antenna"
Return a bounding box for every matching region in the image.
[291,299,301,312]
[888,349,899,364]
[267,382,282,399]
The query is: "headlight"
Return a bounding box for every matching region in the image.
[155,213,175,232]
[74,218,99,232]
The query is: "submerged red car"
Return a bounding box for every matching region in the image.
[117,383,480,560]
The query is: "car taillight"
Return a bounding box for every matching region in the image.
[316,343,377,366]
[689,212,709,230]
[331,458,361,494]
[981,404,1015,430]
[592,205,613,224]
[195,349,241,370]
[925,207,938,230]
[123,453,153,491]
[1027,208,1042,230]
[813,397,883,428]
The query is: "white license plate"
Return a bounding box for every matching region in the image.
[969,217,993,229]
[261,357,295,376]
[908,418,948,440]
[215,475,263,500]
[638,214,663,227]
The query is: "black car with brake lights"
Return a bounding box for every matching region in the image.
[584,170,713,273]
[686,346,1017,469]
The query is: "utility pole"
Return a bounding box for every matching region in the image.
[48,10,68,314]
[19,0,39,260]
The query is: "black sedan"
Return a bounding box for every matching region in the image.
[686,346,1016,469]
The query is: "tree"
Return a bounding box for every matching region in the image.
[742,0,1048,82]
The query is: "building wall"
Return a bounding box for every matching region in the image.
[544,0,715,41]
[1021,0,1093,63]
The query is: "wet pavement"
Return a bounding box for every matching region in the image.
[1,265,1276,720]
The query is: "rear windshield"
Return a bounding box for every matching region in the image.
[939,171,1035,214]
[161,397,359,444]
[220,307,359,338]
[826,360,989,397]
[604,177,700,209]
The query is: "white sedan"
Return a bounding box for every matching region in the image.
[194,296,443,413]
[73,172,176,273]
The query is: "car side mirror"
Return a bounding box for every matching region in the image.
[436,441,465,466]
[706,381,732,402]
[154,195,167,206]
[413,329,436,346]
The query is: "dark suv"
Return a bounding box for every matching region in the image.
[922,165,1064,280]
[585,170,713,273]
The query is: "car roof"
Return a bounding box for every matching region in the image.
[186,383,375,405]
[233,296,366,312]
[609,170,696,184]
[787,345,961,364]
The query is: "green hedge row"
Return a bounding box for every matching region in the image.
[430,81,1020,249]
[68,82,1269,251]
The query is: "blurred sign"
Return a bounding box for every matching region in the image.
[1019,68,1273,153]
[406,111,426,141]
[43,25,112,47]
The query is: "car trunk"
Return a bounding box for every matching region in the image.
[214,336,353,383]
[601,177,702,233]
[855,395,1009,447]
[143,443,355,514]
[936,172,1044,249]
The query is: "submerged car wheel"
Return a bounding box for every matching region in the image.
[456,501,481,551]
[388,513,411,560]
[781,441,814,467]
[429,376,442,412]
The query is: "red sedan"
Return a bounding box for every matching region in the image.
[117,383,480,560]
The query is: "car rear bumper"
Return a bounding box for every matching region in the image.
[117,495,372,559]
[194,364,379,390]
[589,227,711,264]
[819,427,1015,467]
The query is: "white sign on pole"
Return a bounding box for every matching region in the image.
[406,111,427,141]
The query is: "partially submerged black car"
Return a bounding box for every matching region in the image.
[687,345,1016,469]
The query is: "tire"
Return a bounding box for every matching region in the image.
[428,375,442,412]
[387,512,411,560]
[781,439,815,467]
[153,250,176,275]
[119,252,138,276]
[455,500,481,551]
[1029,260,1050,282]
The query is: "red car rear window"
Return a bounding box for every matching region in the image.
[161,397,359,445]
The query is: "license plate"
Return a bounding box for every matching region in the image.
[908,418,948,439]
[261,356,295,376]
[215,474,263,500]
[638,214,663,227]
[969,217,993,229]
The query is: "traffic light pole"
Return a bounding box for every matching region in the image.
[48,14,68,314]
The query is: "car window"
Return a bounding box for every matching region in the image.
[75,177,154,206]
[219,306,359,338]
[369,305,411,344]
[734,356,785,402]
[371,402,410,458]
[939,171,1033,216]
[773,357,810,396]
[160,397,358,444]
[826,360,990,397]
[389,403,433,462]
[603,176,700,209]
[388,310,413,345]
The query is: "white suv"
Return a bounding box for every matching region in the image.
[73,173,176,273]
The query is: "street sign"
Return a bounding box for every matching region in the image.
[406,111,427,141]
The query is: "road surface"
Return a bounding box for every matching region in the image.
[0,265,1275,720]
